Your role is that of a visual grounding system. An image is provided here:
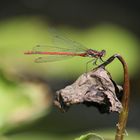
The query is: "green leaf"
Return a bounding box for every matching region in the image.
[74,133,104,140]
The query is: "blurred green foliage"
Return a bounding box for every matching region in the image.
[0,130,139,140]
[0,70,51,134]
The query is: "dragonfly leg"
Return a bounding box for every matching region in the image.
[100,57,105,62]
[93,58,98,65]
[97,57,105,65]
[86,59,96,73]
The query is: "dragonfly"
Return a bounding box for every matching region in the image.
[24,33,106,65]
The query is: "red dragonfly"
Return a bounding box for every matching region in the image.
[24,34,106,64]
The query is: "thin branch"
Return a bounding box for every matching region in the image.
[98,54,130,140]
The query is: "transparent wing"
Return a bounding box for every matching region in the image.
[35,55,73,63]
[32,28,88,63]
[32,45,80,53]
[49,28,88,52]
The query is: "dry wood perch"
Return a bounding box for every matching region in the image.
[54,67,123,113]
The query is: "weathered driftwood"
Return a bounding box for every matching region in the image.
[54,67,123,113]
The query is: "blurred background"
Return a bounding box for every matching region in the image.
[0,0,140,140]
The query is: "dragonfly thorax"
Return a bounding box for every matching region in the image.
[86,49,99,58]
[86,49,106,58]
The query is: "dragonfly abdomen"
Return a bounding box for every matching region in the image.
[24,51,87,57]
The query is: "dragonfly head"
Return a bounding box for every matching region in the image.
[100,50,106,57]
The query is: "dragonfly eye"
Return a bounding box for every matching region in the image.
[101,50,106,57]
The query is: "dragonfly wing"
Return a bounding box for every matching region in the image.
[32,45,74,52]
[49,28,88,52]
[35,55,73,63]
